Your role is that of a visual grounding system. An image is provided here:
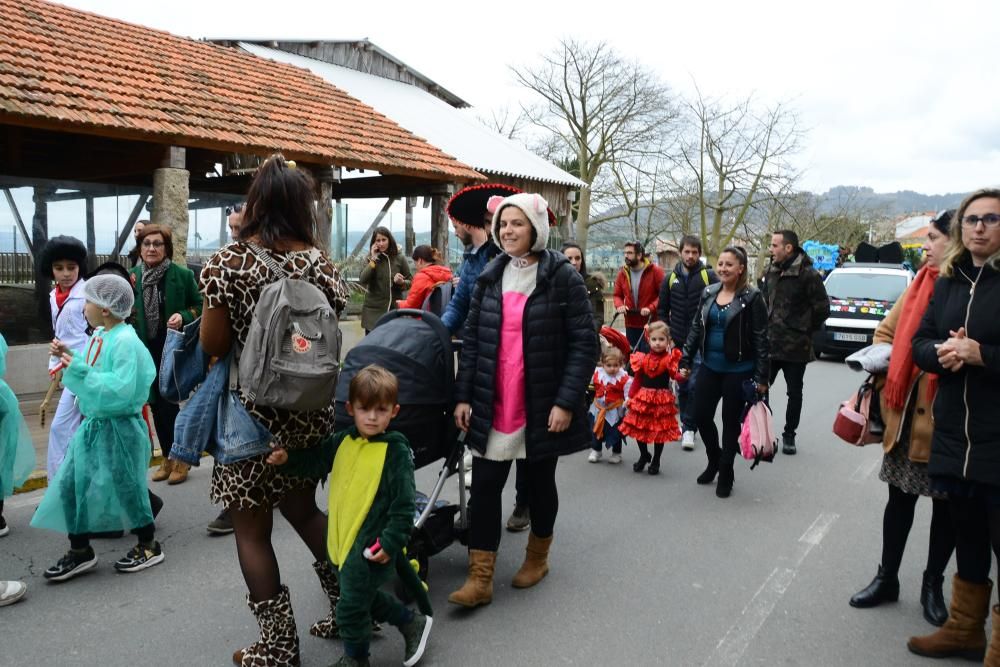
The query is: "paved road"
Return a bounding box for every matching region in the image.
[1,358,974,666]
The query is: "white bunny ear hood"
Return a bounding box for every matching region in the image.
[489,192,551,253]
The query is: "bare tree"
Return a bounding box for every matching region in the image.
[512,39,676,251]
[478,105,530,141]
[668,89,802,261]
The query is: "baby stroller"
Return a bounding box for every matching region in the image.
[334,308,469,586]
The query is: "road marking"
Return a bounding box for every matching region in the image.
[849,457,881,483]
[703,512,838,667]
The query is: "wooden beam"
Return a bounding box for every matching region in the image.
[42,187,149,203]
[350,198,396,258]
[2,188,34,255]
[404,197,415,255]
[333,175,453,199]
[111,195,149,257]
[85,196,96,270]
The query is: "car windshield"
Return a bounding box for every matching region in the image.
[824,272,908,302]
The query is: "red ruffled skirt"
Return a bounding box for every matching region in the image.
[619,387,681,444]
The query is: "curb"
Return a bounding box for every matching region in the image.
[13,453,167,495]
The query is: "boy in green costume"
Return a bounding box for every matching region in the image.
[269,364,432,667]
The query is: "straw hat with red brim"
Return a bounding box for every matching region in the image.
[447,183,558,228]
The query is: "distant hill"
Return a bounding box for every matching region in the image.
[816,186,969,217]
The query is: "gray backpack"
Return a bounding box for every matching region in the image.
[238,243,341,412]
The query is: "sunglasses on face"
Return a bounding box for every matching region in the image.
[225,203,244,216]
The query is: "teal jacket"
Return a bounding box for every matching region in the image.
[129,262,202,345]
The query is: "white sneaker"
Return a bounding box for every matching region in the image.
[588,450,602,463]
[682,431,696,451]
[0,580,26,607]
[608,453,623,464]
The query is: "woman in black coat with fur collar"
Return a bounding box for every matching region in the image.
[449,192,597,610]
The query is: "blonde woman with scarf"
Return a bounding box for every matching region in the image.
[849,210,955,627]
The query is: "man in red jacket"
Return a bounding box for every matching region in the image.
[613,241,665,353]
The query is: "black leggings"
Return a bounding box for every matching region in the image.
[948,493,1000,588]
[150,393,180,459]
[881,484,954,576]
[693,367,751,467]
[229,483,328,603]
[637,443,664,464]
[70,523,154,550]
[469,457,558,552]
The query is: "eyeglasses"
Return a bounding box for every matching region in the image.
[961,214,1000,228]
[142,241,165,249]
[225,203,244,216]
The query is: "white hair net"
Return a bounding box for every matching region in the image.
[83,274,134,319]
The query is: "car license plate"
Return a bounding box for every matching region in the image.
[832,331,868,343]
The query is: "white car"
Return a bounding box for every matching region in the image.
[813,263,913,357]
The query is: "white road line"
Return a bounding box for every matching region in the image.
[849,457,881,483]
[703,512,839,667]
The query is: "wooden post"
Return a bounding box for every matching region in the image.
[315,168,334,252]
[2,189,33,254]
[85,196,96,271]
[430,195,450,257]
[32,187,53,337]
[404,197,415,255]
[112,195,150,256]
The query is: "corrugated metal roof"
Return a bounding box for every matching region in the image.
[240,43,586,189]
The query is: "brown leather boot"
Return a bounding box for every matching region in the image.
[907,575,992,660]
[511,533,553,589]
[985,605,1000,667]
[167,461,190,485]
[447,549,496,608]
[151,458,172,482]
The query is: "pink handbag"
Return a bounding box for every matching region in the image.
[833,375,883,446]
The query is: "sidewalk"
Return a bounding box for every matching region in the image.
[14,318,365,493]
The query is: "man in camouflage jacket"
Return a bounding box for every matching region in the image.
[760,230,830,455]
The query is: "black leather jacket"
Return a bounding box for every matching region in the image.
[681,283,770,384]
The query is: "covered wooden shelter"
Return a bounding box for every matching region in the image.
[0,0,482,342]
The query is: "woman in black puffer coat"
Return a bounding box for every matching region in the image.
[906,188,1000,662]
[449,192,597,610]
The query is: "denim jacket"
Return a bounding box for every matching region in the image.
[163,320,272,466]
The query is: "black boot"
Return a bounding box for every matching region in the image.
[697,459,719,485]
[921,570,949,627]
[633,453,651,473]
[782,433,797,455]
[716,465,734,498]
[849,565,900,608]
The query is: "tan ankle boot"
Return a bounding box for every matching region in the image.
[512,533,552,588]
[151,459,172,482]
[907,575,992,660]
[447,550,496,608]
[168,461,190,485]
[985,605,1000,667]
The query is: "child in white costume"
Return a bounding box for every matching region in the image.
[32,275,163,581]
[38,236,89,481]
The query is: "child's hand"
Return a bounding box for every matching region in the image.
[369,549,390,564]
[266,447,288,466]
[59,353,73,368]
[50,339,69,357]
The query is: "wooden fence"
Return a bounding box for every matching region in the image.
[0,252,130,284]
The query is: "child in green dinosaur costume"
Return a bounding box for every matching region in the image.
[270,364,432,667]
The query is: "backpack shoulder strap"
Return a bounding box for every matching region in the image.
[245,242,289,280]
[668,272,678,289]
[700,268,709,285]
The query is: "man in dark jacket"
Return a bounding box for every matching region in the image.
[658,235,718,450]
[760,230,830,454]
[613,241,665,353]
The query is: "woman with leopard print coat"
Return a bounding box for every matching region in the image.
[199,155,349,667]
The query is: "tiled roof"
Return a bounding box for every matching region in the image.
[0,0,482,182]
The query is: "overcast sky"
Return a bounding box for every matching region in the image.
[5,0,996,247]
[53,0,1000,197]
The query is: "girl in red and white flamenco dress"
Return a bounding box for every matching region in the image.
[619,321,683,475]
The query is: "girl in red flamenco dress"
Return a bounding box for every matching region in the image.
[619,321,683,475]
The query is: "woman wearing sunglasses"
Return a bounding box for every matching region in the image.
[129,224,202,485]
